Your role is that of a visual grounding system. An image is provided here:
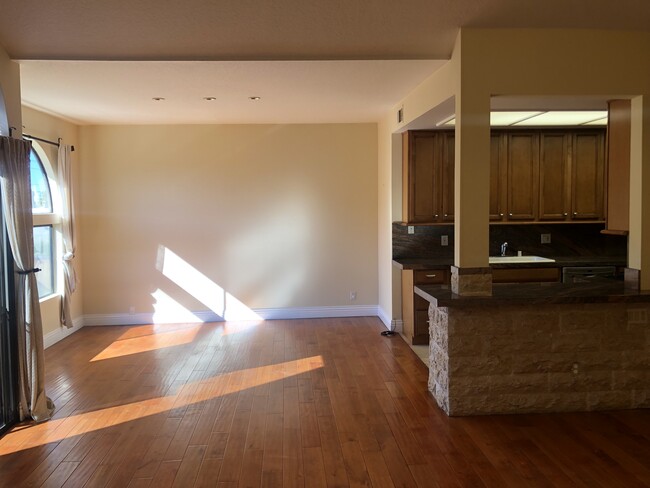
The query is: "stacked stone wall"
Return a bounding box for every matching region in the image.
[428,303,650,415]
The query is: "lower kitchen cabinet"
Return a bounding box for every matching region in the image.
[402,268,450,345]
[492,267,561,283]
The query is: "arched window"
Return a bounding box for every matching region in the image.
[30,146,59,299]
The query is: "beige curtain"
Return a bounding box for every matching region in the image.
[0,135,54,422]
[58,144,76,328]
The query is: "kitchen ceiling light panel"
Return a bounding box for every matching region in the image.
[582,117,608,126]
[490,111,544,126]
[513,111,608,126]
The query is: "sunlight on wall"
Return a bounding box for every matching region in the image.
[151,289,203,324]
[0,355,324,455]
[156,245,261,321]
[90,323,203,361]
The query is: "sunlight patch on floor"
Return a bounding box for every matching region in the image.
[0,355,324,455]
[90,323,203,361]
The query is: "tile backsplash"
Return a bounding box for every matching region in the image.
[393,222,627,260]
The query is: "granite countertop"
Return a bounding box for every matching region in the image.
[415,278,650,307]
[393,256,627,270]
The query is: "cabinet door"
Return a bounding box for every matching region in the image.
[406,132,440,223]
[490,134,506,221]
[440,132,455,222]
[507,132,539,220]
[413,295,431,345]
[539,133,570,220]
[571,132,605,220]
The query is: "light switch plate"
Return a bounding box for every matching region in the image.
[407,225,415,234]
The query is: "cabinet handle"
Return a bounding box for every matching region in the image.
[444,214,448,217]
[425,274,437,278]
[434,214,439,218]
[499,213,504,217]
[509,213,513,216]
[564,212,568,216]
[574,212,578,216]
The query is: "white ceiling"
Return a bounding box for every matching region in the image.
[3,0,650,125]
[19,60,445,125]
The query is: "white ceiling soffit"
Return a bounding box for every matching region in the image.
[19,60,445,125]
[2,0,650,61]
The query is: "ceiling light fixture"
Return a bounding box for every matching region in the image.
[249,96,261,101]
[152,97,165,101]
[203,97,216,101]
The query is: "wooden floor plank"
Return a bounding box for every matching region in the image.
[0,318,648,488]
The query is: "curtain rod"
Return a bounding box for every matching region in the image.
[23,133,75,152]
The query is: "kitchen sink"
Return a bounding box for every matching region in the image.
[489,255,555,264]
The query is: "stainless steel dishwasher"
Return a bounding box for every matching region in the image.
[562,266,616,283]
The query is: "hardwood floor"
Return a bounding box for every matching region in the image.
[0,317,649,487]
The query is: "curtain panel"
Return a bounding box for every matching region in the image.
[0,135,54,422]
[58,144,76,328]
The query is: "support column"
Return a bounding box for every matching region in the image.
[451,89,491,295]
[628,95,650,290]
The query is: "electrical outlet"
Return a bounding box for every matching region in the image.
[441,235,449,246]
[349,291,357,301]
[407,225,415,235]
[541,233,551,244]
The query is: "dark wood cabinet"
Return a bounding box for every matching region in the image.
[401,268,449,345]
[402,131,454,224]
[440,131,455,222]
[539,133,570,220]
[506,132,539,220]
[571,131,605,220]
[492,267,561,283]
[403,128,605,225]
[490,128,605,224]
[490,134,507,221]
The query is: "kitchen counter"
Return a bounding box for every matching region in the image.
[415,278,650,307]
[393,255,626,270]
[418,278,650,416]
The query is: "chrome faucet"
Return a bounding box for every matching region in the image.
[500,242,508,256]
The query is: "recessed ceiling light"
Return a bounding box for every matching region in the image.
[203,97,216,101]
[249,96,261,101]
[152,97,165,101]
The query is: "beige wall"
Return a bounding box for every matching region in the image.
[79,124,378,318]
[0,46,21,135]
[21,106,83,335]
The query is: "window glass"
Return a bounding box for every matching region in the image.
[33,225,55,298]
[29,149,53,214]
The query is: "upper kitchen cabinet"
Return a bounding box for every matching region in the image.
[539,133,570,220]
[571,131,605,220]
[491,128,605,224]
[603,100,631,234]
[490,134,507,221]
[402,130,455,224]
[506,132,539,220]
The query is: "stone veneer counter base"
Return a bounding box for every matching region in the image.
[415,281,650,416]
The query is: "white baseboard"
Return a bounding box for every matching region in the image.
[377,307,403,333]
[82,305,381,327]
[43,317,85,349]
